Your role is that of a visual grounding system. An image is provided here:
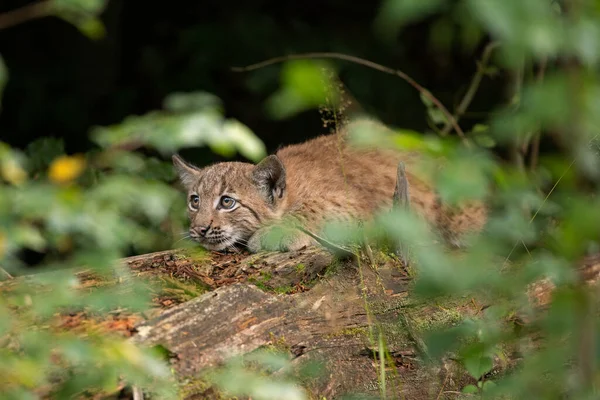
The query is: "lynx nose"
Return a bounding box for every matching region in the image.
[191,222,211,237]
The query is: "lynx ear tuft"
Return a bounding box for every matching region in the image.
[252,155,286,204]
[172,154,202,188]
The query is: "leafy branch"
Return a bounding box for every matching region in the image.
[440,41,501,136]
[232,52,471,147]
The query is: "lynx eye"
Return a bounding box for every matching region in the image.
[219,196,236,210]
[189,194,199,210]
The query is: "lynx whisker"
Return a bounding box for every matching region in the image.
[173,235,191,245]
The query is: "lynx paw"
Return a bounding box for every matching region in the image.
[247,225,314,253]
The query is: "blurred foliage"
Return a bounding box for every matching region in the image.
[265,60,339,120]
[260,0,600,398]
[51,0,108,39]
[329,0,600,398]
[206,348,323,400]
[2,0,600,398]
[0,105,263,397]
[0,1,266,395]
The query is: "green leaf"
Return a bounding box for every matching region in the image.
[462,384,479,394]
[265,89,308,120]
[75,18,106,40]
[266,60,337,119]
[435,152,490,205]
[91,97,264,158]
[481,381,497,392]
[427,107,448,125]
[471,124,489,134]
[471,124,495,149]
[222,119,267,162]
[473,134,496,148]
[245,349,290,372]
[467,0,564,63]
[463,354,493,380]
[14,224,46,252]
[568,18,600,66]
[419,91,434,108]
[51,0,108,40]
[281,60,334,105]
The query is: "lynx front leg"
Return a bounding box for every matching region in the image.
[392,161,411,265]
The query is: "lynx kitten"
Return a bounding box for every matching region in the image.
[173,121,485,253]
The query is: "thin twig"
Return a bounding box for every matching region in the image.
[503,158,576,266]
[436,368,451,400]
[0,1,53,31]
[0,265,13,280]
[232,52,470,146]
[440,41,500,136]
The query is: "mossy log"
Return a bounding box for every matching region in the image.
[128,247,447,399]
[126,247,600,399]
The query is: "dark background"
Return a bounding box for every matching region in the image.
[0,0,506,166]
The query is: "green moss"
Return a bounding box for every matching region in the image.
[158,276,208,301]
[248,277,269,292]
[295,263,306,273]
[410,301,466,333]
[178,375,224,399]
[260,271,273,281]
[326,326,369,339]
[323,258,343,278]
[273,285,295,294]
[267,332,290,351]
[184,247,211,263]
[249,270,275,292]
[249,279,294,295]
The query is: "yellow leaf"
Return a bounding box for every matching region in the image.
[48,155,86,184]
[1,158,27,185]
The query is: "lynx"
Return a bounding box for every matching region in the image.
[172,120,486,253]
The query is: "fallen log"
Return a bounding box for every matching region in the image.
[131,247,437,399]
[128,247,600,399]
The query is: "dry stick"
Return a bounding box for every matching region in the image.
[232,52,470,146]
[392,162,410,266]
[0,1,52,31]
[132,386,144,400]
[440,41,500,136]
[435,369,451,400]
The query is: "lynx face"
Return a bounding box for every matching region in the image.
[172,154,286,252]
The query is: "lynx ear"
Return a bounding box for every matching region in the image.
[172,154,202,188]
[252,155,286,204]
